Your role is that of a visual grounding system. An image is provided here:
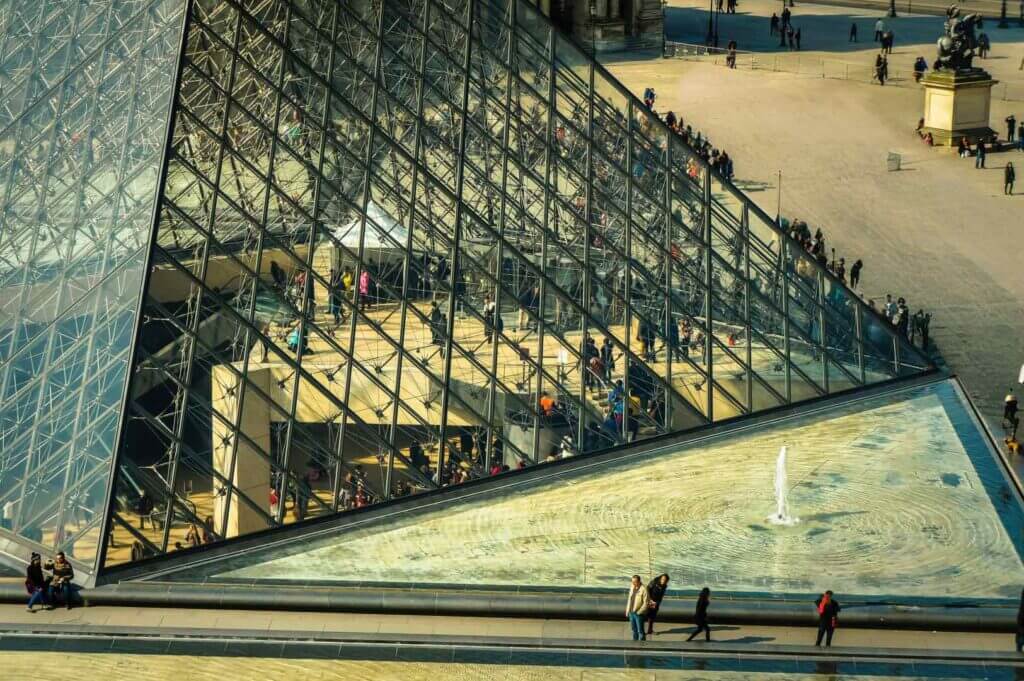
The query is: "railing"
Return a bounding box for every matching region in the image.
[663,40,1024,101]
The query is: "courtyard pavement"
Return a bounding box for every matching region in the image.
[607,0,1024,461]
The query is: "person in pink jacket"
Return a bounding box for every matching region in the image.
[359,270,371,311]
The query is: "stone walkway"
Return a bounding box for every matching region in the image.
[0,603,1016,652]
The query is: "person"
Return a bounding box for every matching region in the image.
[136,490,154,530]
[1019,121,1024,151]
[787,25,795,50]
[883,294,897,322]
[1005,390,1019,427]
[1007,114,1018,142]
[428,300,442,347]
[600,337,615,382]
[559,431,575,458]
[270,260,287,291]
[795,27,801,50]
[1005,162,1016,195]
[976,140,987,169]
[202,515,217,544]
[874,18,885,42]
[46,551,75,609]
[874,53,886,86]
[25,553,50,612]
[835,257,846,283]
[1016,588,1024,652]
[270,484,281,517]
[539,391,555,416]
[849,22,857,42]
[978,31,990,59]
[913,56,928,82]
[814,590,840,646]
[286,325,307,354]
[849,259,863,289]
[625,575,649,641]
[329,268,344,325]
[483,294,496,344]
[626,389,642,441]
[687,587,712,641]
[358,269,371,310]
[185,523,201,548]
[957,137,969,158]
[646,574,670,635]
[920,311,932,350]
[770,12,779,35]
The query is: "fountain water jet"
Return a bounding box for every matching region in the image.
[768,445,798,526]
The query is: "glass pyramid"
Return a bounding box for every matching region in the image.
[0,0,931,579]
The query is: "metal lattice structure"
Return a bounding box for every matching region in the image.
[0,0,931,580]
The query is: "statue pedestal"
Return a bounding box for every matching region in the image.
[921,69,997,146]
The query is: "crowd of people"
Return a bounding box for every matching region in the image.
[769,8,800,52]
[783,216,931,351]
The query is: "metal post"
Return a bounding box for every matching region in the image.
[999,0,1009,27]
[775,169,782,224]
[888,0,897,18]
[713,0,720,48]
[706,0,714,45]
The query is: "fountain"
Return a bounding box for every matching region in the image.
[768,445,798,526]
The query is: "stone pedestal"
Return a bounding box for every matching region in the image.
[920,69,997,146]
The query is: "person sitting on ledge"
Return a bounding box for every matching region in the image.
[25,553,50,612]
[45,551,74,610]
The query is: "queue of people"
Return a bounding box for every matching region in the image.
[644,88,735,182]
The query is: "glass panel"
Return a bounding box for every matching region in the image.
[0,0,186,575]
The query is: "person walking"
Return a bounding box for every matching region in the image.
[1005,389,1019,428]
[874,53,887,85]
[1005,162,1016,195]
[874,18,885,42]
[795,27,802,50]
[329,268,344,326]
[976,140,987,169]
[770,12,779,35]
[1007,114,1018,143]
[686,587,712,641]
[849,259,863,289]
[814,590,841,647]
[25,553,50,612]
[646,574,670,635]
[625,575,650,641]
[849,22,857,42]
